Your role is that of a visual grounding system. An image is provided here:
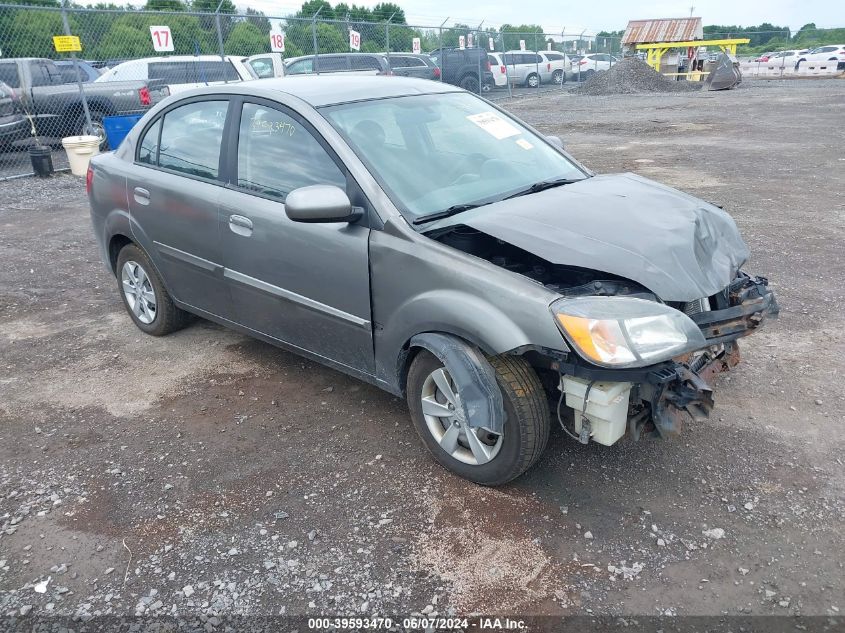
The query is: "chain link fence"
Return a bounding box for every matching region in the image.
[0,2,841,179]
[0,3,630,179]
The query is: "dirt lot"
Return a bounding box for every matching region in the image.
[1,79,844,626]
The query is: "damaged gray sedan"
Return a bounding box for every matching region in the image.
[88,77,778,485]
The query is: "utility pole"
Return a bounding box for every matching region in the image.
[311,5,323,74]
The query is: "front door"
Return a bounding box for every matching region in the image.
[219,99,374,375]
[127,98,233,319]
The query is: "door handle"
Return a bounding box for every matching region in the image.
[133,187,150,205]
[228,214,253,236]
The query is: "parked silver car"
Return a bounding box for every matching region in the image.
[87,77,777,485]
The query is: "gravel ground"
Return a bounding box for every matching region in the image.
[577,57,702,95]
[1,79,844,627]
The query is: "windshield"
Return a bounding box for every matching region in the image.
[322,92,587,221]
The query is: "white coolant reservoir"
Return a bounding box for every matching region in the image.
[561,376,632,446]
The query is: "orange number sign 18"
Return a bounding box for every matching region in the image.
[270,32,285,53]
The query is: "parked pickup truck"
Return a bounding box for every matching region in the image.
[0,57,169,148]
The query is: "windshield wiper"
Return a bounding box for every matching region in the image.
[412,203,480,226]
[503,177,581,201]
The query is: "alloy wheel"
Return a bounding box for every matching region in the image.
[420,367,503,466]
[121,260,157,324]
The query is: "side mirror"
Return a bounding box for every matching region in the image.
[285,185,362,223]
[546,135,564,150]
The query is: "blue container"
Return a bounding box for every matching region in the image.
[103,114,143,149]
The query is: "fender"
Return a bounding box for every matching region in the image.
[375,288,536,392]
[409,332,504,434]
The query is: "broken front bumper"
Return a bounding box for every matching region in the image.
[554,274,779,442]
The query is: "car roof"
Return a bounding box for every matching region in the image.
[112,55,243,67]
[180,75,461,107]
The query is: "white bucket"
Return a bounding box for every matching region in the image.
[61,135,101,176]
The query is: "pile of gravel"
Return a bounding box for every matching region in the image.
[577,57,702,95]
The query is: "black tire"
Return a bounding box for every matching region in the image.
[76,109,109,150]
[459,74,480,93]
[526,72,540,88]
[552,69,563,84]
[584,69,596,80]
[407,350,550,486]
[115,243,192,337]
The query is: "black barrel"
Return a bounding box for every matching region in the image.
[28,144,53,178]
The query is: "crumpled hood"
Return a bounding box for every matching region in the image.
[429,173,750,302]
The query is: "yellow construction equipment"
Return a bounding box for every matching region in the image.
[636,38,749,89]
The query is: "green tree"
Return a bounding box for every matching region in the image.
[499,24,544,52]
[244,8,271,35]
[224,20,266,54]
[144,0,185,11]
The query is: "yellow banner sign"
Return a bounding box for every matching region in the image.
[52,35,82,52]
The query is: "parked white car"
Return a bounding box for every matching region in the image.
[487,52,508,88]
[95,55,282,93]
[796,45,845,67]
[567,53,620,81]
[502,51,553,87]
[765,49,809,68]
[541,51,570,84]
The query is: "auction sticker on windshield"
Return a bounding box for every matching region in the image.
[466,112,520,140]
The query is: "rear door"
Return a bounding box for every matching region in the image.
[218,98,374,373]
[126,97,234,319]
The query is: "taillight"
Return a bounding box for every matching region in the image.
[486,60,491,71]
[139,86,151,106]
[579,60,587,65]
[500,65,506,74]
[433,66,441,78]
[86,165,93,196]
[547,63,551,70]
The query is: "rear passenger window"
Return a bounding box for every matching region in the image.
[158,100,228,180]
[315,57,347,72]
[189,61,240,82]
[149,62,188,84]
[236,102,345,201]
[350,56,381,71]
[137,118,161,165]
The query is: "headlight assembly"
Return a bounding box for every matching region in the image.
[551,296,707,368]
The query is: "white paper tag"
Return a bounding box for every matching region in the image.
[466,112,521,140]
[515,138,534,150]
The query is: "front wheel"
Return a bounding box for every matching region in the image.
[526,73,540,88]
[407,350,550,485]
[552,69,563,84]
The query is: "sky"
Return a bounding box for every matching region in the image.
[239,0,845,34]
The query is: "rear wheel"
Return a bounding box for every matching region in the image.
[459,74,480,93]
[407,350,550,486]
[115,243,192,336]
[552,69,563,84]
[584,69,596,80]
[76,109,108,150]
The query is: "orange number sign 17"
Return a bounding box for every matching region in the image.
[149,26,174,52]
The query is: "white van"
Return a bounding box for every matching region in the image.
[95,55,284,94]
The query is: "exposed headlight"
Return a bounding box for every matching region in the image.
[551,296,707,368]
